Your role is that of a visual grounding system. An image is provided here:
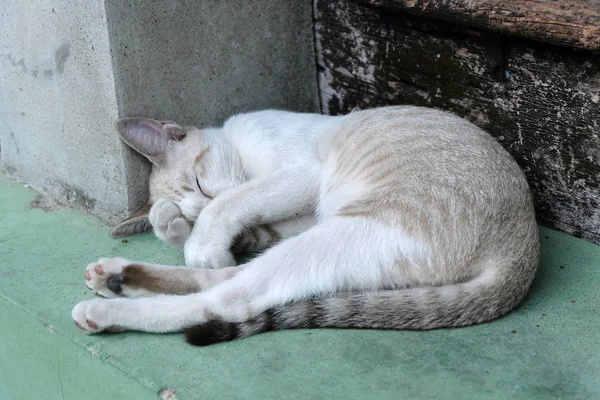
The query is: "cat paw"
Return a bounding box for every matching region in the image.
[84,257,131,298]
[149,198,191,246]
[184,244,235,269]
[72,299,124,334]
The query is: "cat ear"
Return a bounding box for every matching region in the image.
[109,204,152,238]
[115,117,186,166]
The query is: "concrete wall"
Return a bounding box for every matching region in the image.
[0,0,318,223]
[106,0,318,125]
[0,0,131,222]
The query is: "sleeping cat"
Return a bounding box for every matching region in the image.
[71,106,539,345]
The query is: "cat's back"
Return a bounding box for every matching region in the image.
[325,106,537,257]
[331,106,528,195]
[224,110,339,144]
[223,110,343,176]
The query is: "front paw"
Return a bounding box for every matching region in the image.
[72,299,124,334]
[149,198,191,246]
[184,244,235,269]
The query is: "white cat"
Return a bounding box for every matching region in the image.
[72,106,539,345]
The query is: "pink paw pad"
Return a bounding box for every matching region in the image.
[94,265,104,275]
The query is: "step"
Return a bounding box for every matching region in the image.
[1,176,599,400]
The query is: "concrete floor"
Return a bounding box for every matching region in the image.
[0,176,599,400]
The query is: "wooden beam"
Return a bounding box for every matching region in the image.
[352,0,600,51]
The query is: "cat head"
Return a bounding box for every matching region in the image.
[109,117,244,238]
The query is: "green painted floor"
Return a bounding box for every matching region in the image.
[0,176,599,400]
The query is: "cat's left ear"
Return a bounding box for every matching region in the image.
[110,204,152,238]
[115,117,186,166]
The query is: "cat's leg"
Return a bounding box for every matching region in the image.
[84,257,240,298]
[149,198,192,246]
[86,214,314,299]
[150,197,314,255]
[232,215,316,255]
[184,170,319,268]
[72,217,421,334]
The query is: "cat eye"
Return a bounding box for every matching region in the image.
[196,177,213,199]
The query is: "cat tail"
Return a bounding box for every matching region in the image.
[185,262,536,346]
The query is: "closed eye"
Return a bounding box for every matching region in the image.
[196,177,213,199]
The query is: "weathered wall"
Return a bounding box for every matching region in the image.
[0,0,135,222]
[353,0,600,51]
[105,0,318,126]
[315,0,600,243]
[0,0,318,223]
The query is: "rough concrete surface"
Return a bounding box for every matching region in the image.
[0,0,318,224]
[105,0,318,125]
[1,177,599,399]
[0,0,138,223]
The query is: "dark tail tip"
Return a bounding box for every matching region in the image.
[184,319,240,346]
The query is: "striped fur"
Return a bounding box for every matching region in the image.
[186,264,535,346]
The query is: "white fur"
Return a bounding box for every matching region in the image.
[73,217,427,332]
[74,110,389,331]
[72,107,538,335]
[182,111,342,268]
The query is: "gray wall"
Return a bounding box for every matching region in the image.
[0,0,318,223]
[0,0,130,221]
[106,0,318,125]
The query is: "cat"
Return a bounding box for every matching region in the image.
[72,106,539,346]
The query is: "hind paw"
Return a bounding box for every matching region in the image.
[84,257,131,298]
